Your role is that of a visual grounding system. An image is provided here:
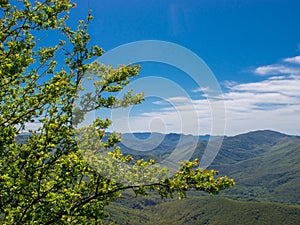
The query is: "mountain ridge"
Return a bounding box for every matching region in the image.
[121,129,298,139]
[118,129,300,205]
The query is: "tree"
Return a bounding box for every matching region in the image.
[0,0,234,224]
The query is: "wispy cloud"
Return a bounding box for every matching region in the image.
[112,55,300,136]
[283,55,300,64]
[254,55,300,76]
[221,57,300,134]
[254,64,300,76]
[191,86,211,93]
[220,58,300,134]
[229,76,300,96]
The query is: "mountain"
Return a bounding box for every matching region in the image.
[209,131,300,204]
[118,132,214,164]
[208,130,291,164]
[118,130,300,205]
[15,133,32,144]
[104,130,300,224]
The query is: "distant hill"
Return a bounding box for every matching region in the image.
[118,132,213,163]
[119,130,300,205]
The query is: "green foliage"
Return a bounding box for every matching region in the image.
[0,1,234,224]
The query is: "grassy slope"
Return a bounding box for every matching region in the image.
[211,135,300,204]
[105,196,300,225]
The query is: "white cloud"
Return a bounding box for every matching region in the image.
[191,87,202,93]
[22,122,42,132]
[109,55,300,136]
[229,76,300,97]
[283,55,300,64]
[153,96,192,106]
[167,96,191,103]
[191,86,211,93]
[221,72,300,135]
[152,100,165,105]
[254,65,300,76]
[111,73,300,136]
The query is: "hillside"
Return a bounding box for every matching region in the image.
[208,131,300,204]
[119,130,300,205]
[105,196,300,225]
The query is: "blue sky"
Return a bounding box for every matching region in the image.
[70,0,300,136]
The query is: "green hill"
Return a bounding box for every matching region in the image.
[104,130,300,224]
[105,196,300,225]
[120,130,300,205]
[208,131,300,204]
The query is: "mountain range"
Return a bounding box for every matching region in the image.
[104,130,300,224]
[119,130,300,204]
